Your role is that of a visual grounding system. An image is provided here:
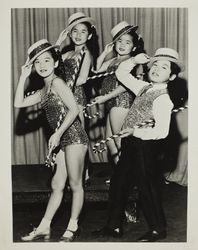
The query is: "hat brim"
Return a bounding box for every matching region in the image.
[27,45,59,65]
[113,25,138,42]
[148,56,185,72]
[67,17,96,32]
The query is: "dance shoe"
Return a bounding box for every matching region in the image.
[105,178,111,185]
[59,228,80,242]
[21,227,50,241]
[136,230,167,242]
[92,226,123,238]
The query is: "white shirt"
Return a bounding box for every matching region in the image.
[116,58,173,140]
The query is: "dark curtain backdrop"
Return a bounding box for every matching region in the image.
[11,8,188,176]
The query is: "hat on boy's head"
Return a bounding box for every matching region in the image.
[27,39,59,65]
[67,12,95,32]
[148,48,184,72]
[111,21,138,43]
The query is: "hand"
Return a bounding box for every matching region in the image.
[104,43,114,54]
[21,62,33,79]
[56,29,69,46]
[93,95,109,104]
[119,128,134,138]
[67,80,74,88]
[48,132,61,156]
[134,53,150,65]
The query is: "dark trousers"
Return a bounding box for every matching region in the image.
[106,136,166,232]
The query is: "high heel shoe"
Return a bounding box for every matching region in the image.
[21,227,51,242]
[59,228,80,242]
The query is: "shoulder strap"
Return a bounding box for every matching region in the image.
[48,76,59,93]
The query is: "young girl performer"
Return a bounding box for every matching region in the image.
[56,12,99,183]
[14,39,88,242]
[55,12,99,127]
[94,21,145,165]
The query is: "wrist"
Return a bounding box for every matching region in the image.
[55,40,61,46]
[55,130,62,138]
[20,74,28,81]
[131,57,137,65]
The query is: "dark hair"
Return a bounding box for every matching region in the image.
[170,62,181,76]
[33,48,67,81]
[61,21,99,70]
[113,30,146,56]
[128,30,145,56]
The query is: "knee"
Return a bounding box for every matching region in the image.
[51,179,66,192]
[69,179,83,192]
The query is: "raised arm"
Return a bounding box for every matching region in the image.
[115,54,150,95]
[14,63,41,108]
[94,43,115,73]
[55,29,69,50]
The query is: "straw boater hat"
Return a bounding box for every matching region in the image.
[26,39,59,65]
[148,48,184,72]
[111,21,138,43]
[66,12,95,32]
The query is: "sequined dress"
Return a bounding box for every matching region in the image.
[63,58,87,106]
[123,85,168,129]
[40,87,89,149]
[101,62,134,112]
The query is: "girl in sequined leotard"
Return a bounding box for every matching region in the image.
[55,12,99,185]
[14,39,88,242]
[55,12,99,128]
[94,21,146,165]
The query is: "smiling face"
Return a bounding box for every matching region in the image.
[148,60,173,83]
[70,23,89,46]
[34,51,55,79]
[115,33,134,56]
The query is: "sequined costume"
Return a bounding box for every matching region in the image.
[101,61,134,112]
[40,87,89,149]
[123,86,168,129]
[63,58,87,106]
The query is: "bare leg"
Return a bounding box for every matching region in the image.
[21,150,67,241]
[109,107,129,156]
[66,144,88,220]
[106,114,119,164]
[42,150,67,221]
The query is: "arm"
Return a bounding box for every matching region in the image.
[14,63,41,108]
[93,85,126,104]
[75,50,92,86]
[95,43,114,73]
[55,29,69,50]
[120,95,173,140]
[48,78,79,154]
[52,78,79,136]
[115,54,150,95]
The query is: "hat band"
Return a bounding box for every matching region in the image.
[69,16,87,26]
[154,54,177,60]
[113,25,135,41]
[29,43,52,60]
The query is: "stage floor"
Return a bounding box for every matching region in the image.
[12,164,187,242]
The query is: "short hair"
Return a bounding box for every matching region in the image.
[170,62,181,76]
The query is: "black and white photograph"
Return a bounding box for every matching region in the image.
[1,0,198,249]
